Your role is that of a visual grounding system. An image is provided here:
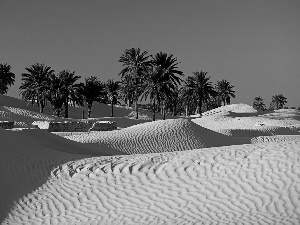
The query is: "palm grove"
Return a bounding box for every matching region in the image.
[0,48,291,120]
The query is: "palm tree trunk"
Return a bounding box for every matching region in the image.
[198,96,203,115]
[39,106,44,114]
[185,103,189,117]
[195,106,199,115]
[64,99,69,118]
[172,101,177,116]
[163,102,166,120]
[111,101,114,117]
[134,79,139,119]
[135,95,138,119]
[39,99,44,114]
[152,98,156,121]
[128,97,132,107]
[87,103,92,118]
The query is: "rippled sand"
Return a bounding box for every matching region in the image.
[1,97,300,224]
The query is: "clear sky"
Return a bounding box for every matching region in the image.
[1,0,300,107]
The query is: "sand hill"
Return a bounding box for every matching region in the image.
[1,95,300,224]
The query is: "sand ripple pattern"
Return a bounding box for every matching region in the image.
[3,106,56,121]
[217,127,300,137]
[252,135,300,143]
[63,119,242,154]
[202,104,258,117]
[4,141,300,224]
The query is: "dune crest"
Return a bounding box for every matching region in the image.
[62,119,249,154]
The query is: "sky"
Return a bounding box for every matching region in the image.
[1,0,300,107]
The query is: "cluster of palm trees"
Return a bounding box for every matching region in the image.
[253,94,288,111]
[118,48,236,120]
[2,47,236,120]
[19,63,118,118]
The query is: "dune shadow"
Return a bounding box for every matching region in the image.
[0,128,125,222]
[227,110,276,118]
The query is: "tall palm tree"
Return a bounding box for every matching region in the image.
[58,70,82,118]
[179,85,193,117]
[0,63,15,95]
[270,94,287,109]
[253,96,266,111]
[119,74,134,107]
[46,73,65,117]
[141,66,175,121]
[181,71,216,115]
[119,47,151,119]
[151,52,184,118]
[168,86,180,116]
[80,76,105,118]
[215,79,236,106]
[20,63,54,113]
[151,52,184,86]
[105,79,120,117]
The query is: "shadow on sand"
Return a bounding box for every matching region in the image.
[0,128,125,222]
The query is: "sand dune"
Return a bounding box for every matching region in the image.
[61,119,249,154]
[1,100,300,224]
[0,127,125,222]
[217,126,300,137]
[2,140,300,224]
[0,106,63,128]
[202,103,258,117]
[251,135,300,143]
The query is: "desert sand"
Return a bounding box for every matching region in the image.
[1,95,300,224]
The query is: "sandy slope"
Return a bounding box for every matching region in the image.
[1,100,300,224]
[2,139,300,224]
[0,128,125,222]
[60,119,250,154]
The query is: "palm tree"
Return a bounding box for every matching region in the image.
[204,94,222,111]
[80,76,105,118]
[105,79,120,117]
[0,63,15,95]
[270,94,287,109]
[253,96,266,111]
[168,86,181,116]
[179,85,193,117]
[151,52,184,118]
[58,70,82,118]
[215,79,236,106]
[181,71,216,115]
[151,52,184,85]
[141,66,175,121]
[119,74,134,107]
[119,47,151,119]
[20,63,54,113]
[46,73,65,117]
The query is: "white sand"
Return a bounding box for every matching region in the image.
[1,96,300,224]
[60,119,250,154]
